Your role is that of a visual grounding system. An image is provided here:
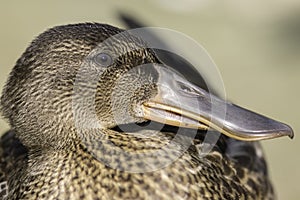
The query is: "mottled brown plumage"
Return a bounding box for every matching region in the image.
[0,23,275,199]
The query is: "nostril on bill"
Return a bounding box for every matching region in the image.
[176,80,205,97]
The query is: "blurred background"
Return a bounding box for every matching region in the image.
[0,0,299,199]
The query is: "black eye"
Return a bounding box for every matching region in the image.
[94,53,113,67]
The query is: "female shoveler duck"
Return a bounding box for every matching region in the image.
[0,23,293,199]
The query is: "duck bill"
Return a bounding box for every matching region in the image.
[141,66,294,141]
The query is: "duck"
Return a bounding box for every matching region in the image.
[0,22,294,200]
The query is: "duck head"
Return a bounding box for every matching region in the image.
[1,23,293,151]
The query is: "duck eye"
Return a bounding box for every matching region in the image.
[94,53,113,67]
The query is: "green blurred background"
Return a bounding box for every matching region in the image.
[0,1,299,199]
